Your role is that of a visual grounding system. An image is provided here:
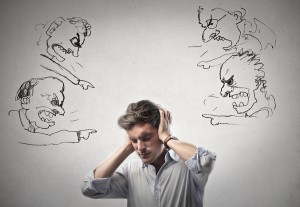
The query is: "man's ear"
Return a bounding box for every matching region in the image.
[46,17,65,36]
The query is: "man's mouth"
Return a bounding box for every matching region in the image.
[51,44,73,61]
[206,33,233,50]
[139,152,150,158]
[230,91,249,109]
[38,110,55,125]
[209,33,227,41]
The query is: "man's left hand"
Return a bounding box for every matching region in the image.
[158,109,172,143]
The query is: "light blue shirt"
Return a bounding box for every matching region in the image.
[81,147,216,207]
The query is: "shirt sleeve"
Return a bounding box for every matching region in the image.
[81,165,129,199]
[184,146,216,187]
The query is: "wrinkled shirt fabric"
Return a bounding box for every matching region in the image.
[82,147,216,207]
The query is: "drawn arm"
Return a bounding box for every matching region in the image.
[18,129,97,146]
[202,114,247,125]
[40,54,94,90]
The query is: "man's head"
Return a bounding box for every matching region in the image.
[118,100,164,164]
[198,6,244,50]
[45,17,91,62]
[15,77,65,129]
[219,50,265,114]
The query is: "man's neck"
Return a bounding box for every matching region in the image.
[151,148,168,174]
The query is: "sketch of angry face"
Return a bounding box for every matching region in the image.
[17,77,65,129]
[45,17,91,62]
[219,51,265,114]
[198,7,243,50]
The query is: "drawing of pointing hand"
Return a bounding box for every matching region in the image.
[202,114,221,125]
[77,129,97,141]
[78,80,95,90]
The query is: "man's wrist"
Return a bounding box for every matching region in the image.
[163,136,179,149]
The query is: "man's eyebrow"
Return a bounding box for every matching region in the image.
[130,133,153,140]
[222,75,234,83]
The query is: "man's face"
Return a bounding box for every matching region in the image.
[127,123,164,164]
[22,78,65,129]
[46,20,86,62]
[199,8,242,50]
[220,60,259,114]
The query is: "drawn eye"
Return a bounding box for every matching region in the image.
[227,77,234,86]
[51,99,59,106]
[207,19,218,29]
[70,37,80,47]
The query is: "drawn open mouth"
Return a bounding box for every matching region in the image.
[230,90,250,109]
[38,110,55,125]
[208,33,232,50]
[52,44,72,61]
[209,33,227,41]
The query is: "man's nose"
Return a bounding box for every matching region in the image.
[220,85,232,97]
[202,28,215,42]
[137,140,146,151]
[72,47,79,57]
[52,107,65,116]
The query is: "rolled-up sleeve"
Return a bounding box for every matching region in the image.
[81,166,128,199]
[185,146,216,187]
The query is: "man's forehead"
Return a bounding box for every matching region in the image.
[221,65,232,79]
[199,7,228,22]
[128,123,156,136]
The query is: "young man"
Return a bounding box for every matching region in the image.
[81,100,216,207]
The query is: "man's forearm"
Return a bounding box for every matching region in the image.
[94,144,133,178]
[167,139,197,161]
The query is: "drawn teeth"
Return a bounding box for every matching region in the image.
[232,102,237,106]
[49,113,53,118]
[232,95,238,99]
[239,102,244,107]
[45,111,50,116]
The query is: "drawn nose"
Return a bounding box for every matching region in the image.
[202,29,215,42]
[221,91,229,97]
[72,47,79,57]
[220,85,232,97]
[53,107,65,116]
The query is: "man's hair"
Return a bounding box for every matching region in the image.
[46,17,91,37]
[118,100,161,130]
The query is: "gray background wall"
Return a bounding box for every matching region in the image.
[0,0,299,206]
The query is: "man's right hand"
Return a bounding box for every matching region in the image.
[124,135,135,153]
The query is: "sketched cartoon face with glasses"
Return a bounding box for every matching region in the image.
[198,7,243,50]
[17,77,65,129]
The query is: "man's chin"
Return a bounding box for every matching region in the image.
[35,121,54,129]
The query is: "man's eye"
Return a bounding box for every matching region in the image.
[131,140,137,144]
[141,137,151,142]
[70,37,80,47]
[207,20,217,28]
[228,78,234,86]
[51,99,59,106]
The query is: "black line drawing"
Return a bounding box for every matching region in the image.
[36,17,94,90]
[202,50,276,125]
[194,6,276,69]
[8,76,97,146]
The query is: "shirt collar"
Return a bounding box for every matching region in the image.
[142,150,179,168]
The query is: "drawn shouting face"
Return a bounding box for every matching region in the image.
[219,52,264,114]
[21,77,65,129]
[46,17,91,62]
[198,7,243,50]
